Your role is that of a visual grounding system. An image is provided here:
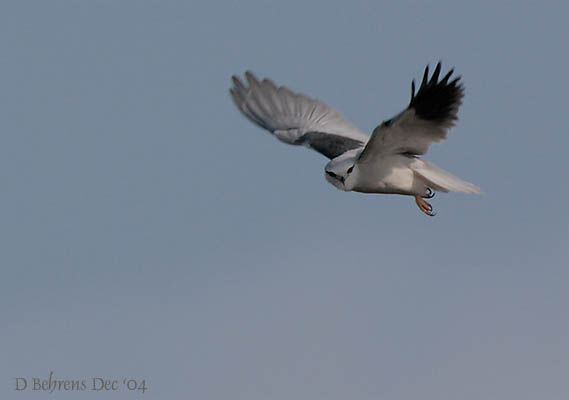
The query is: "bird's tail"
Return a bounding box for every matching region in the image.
[412,159,482,194]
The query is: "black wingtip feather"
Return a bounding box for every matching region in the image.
[440,69,454,85]
[431,62,441,83]
[421,65,429,88]
[408,63,464,124]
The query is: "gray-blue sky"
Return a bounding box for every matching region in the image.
[1,1,567,399]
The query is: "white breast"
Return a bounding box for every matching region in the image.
[353,155,419,195]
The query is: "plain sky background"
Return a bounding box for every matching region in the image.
[1,1,567,399]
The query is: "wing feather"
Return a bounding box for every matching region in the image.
[230,72,368,159]
[358,62,464,162]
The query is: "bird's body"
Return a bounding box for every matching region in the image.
[230,63,481,216]
[354,155,419,195]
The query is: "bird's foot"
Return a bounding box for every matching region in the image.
[423,188,435,199]
[415,195,436,216]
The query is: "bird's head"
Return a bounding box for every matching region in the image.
[324,149,360,191]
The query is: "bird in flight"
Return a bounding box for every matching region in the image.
[230,62,481,216]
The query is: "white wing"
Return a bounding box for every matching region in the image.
[230,72,368,159]
[358,63,464,162]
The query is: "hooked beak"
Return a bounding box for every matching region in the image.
[326,171,344,184]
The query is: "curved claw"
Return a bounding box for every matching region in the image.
[414,195,437,217]
[423,203,436,217]
[423,188,435,199]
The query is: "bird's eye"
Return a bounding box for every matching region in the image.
[347,166,354,174]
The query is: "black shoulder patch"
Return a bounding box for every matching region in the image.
[299,132,364,159]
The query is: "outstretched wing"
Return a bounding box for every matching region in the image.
[230,72,368,159]
[358,62,464,162]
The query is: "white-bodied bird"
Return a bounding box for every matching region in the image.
[230,63,481,216]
